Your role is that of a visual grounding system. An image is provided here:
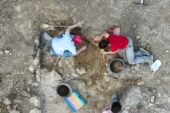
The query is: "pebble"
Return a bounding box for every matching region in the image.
[137,80,145,85]
[14,6,21,12]
[104,72,108,76]
[29,66,34,73]
[29,108,41,113]
[166,50,169,53]
[71,72,80,78]
[136,36,141,39]
[31,82,39,87]
[157,93,161,97]
[3,98,11,105]
[29,96,40,107]
[4,49,10,54]
[34,39,39,46]
[103,76,110,82]
[20,90,31,97]
[76,68,87,75]
[7,105,11,111]
[151,96,155,103]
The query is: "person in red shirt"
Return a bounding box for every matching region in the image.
[94,25,154,66]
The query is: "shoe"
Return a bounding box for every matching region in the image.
[111,95,118,103]
[150,60,161,74]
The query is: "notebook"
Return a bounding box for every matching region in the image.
[64,90,87,112]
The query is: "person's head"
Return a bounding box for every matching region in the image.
[57,85,70,97]
[72,35,84,46]
[107,25,120,35]
[98,39,109,49]
[111,102,122,113]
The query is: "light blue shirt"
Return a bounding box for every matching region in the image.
[51,32,76,56]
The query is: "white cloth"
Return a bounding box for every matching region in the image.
[51,32,76,56]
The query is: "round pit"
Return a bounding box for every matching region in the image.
[109,59,125,73]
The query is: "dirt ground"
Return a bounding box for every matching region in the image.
[0,0,170,113]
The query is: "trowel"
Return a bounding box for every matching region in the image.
[133,0,147,6]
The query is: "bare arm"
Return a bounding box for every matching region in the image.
[66,21,84,32]
[75,46,87,56]
[101,49,118,56]
[93,32,110,42]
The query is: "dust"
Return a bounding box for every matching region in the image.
[75,43,106,84]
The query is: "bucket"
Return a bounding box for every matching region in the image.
[109,59,125,74]
[56,83,72,97]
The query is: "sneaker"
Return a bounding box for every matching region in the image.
[111,95,118,103]
[150,60,161,74]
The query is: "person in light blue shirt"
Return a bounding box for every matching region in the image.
[41,21,87,58]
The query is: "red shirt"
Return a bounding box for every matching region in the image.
[107,34,128,52]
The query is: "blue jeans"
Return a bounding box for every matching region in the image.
[41,32,57,56]
[126,38,153,65]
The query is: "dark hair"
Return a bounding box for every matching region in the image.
[57,85,70,97]
[98,39,109,49]
[111,102,121,113]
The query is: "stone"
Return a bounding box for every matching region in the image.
[103,75,110,82]
[157,93,161,97]
[76,67,87,75]
[151,96,155,103]
[4,49,10,54]
[34,39,39,47]
[7,105,11,111]
[3,98,11,105]
[31,82,39,87]
[137,80,145,85]
[20,90,30,97]
[10,110,20,113]
[29,66,34,73]
[71,72,80,78]
[14,6,21,12]
[35,68,41,82]
[136,36,140,39]
[29,108,41,113]
[29,96,40,107]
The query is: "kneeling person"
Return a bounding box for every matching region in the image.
[42,21,87,58]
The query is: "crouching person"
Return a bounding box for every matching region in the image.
[103,95,122,113]
[41,21,87,58]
